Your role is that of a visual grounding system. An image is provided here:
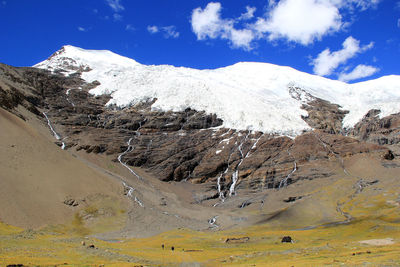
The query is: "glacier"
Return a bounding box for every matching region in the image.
[34,45,400,136]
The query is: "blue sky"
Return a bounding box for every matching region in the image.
[0,0,399,82]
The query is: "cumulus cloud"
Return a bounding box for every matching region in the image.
[190,1,382,50]
[191,2,255,50]
[398,18,400,28]
[162,26,180,39]
[106,0,124,12]
[147,25,159,34]
[268,0,277,7]
[105,0,124,21]
[191,3,225,40]
[340,0,381,11]
[256,0,342,45]
[148,25,179,39]
[338,64,379,82]
[311,36,374,76]
[238,6,256,20]
[78,27,88,32]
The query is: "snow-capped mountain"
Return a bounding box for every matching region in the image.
[34,45,400,136]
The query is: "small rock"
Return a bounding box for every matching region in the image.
[383,150,394,160]
[281,236,293,243]
[63,198,79,207]
[160,198,167,206]
[238,201,251,208]
[284,196,302,203]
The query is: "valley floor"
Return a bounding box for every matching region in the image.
[0,218,399,266]
[1,151,399,266]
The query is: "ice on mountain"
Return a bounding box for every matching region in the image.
[34,45,400,136]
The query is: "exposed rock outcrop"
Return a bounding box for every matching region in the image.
[0,63,396,199]
[351,109,400,155]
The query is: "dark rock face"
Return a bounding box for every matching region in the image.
[0,63,396,198]
[289,86,349,134]
[301,98,348,134]
[350,109,400,156]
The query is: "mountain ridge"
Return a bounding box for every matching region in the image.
[34,45,400,136]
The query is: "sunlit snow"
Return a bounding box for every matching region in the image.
[35,45,400,136]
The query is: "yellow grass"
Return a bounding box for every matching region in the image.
[1,213,399,266]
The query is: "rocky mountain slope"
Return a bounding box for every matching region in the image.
[31,46,400,191]
[1,46,399,235]
[0,64,128,229]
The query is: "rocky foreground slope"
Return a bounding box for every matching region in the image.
[0,64,129,229]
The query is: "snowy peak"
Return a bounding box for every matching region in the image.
[34,46,400,136]
[34,45,139,75]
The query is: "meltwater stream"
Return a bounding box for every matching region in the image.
[43,112,66,150]
[122,181,144,207]
[214,131,265,204]
[278,150,297,189]
[117,121,147,207]
[229,132,250,196]
[117,138,142,180]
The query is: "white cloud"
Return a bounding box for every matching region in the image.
[147,25,159,34]
[105,0,124,22]
[106,0,124,12]
[238,6,256,20]
[148,25,179,39]
[311,36,374,76]
[78,27,87,32]
[162,26,180,39]
[191,2,225,40]
[398,18,400,28]
[338,64,379,82]
[126,24,135,32]
[229,28,254,48]
[340,0,381,11]
[190,1,381,50]
[191,2,255,50]
[268,0,277,7]
[256,0,342,45]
